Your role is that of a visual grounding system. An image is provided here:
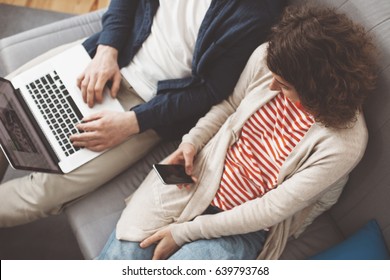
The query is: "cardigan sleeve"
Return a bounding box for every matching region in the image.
[169,119,368,246]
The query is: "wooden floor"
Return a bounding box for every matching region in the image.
[0,0,110,14]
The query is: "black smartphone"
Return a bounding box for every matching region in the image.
[153,164,194,185]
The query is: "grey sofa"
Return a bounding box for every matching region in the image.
[0,0,389,259]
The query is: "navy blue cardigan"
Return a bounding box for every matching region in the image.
[83,0,285,139]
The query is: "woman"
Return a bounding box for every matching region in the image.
[97,5,377,260]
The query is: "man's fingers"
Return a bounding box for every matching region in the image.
[80,76,90,103]
[70,132,106,150]
[110,72,122,98]
[76,121,101,132]
[70,131,99,142]
[87,75,98,108]
[94,77,107,104]
[76,72,85,89]
[71,141,106,152]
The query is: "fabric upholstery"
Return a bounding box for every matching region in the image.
[309,220,389,260]
[280,0,390,258]
[0,0,389,259]
[0,9,104,77]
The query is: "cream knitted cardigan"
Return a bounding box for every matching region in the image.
[116,44,368,259]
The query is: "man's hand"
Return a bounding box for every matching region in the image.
[70,111,139,152]
[140,227,180,260]
[77,45,121,108]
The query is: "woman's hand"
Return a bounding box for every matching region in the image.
[77,45,122,108]
[163,143,198,188]
[140,227,180,260]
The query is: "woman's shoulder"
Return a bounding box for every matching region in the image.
[310,112,368,162]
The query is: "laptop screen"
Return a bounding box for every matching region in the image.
[0,78,60,173]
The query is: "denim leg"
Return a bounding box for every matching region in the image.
[96,230,155,260]
[169,230,267,260]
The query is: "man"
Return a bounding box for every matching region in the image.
[0,0,285,227]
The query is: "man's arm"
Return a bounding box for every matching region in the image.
[70,0,141,151]
[78,0,139,107]
[85,0,138,55]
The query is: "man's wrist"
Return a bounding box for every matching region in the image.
[125,111,140,135]
[97,44,119,59]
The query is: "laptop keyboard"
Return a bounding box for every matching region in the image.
[26,70,83,157]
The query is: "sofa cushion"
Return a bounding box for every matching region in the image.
[279,213,344,259]
[325,0,390,247]
[309,220,390,260]
[0,9,104,77]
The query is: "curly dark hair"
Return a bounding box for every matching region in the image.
[266,5,377,128]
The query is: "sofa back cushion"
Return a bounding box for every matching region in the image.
[288,0,390,249]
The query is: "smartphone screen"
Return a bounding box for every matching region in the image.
[153,164,194,185]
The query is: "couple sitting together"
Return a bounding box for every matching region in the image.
[0,0,377,260]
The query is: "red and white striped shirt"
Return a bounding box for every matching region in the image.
[211,93,314,210]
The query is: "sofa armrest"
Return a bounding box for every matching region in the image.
[0,9,105,77]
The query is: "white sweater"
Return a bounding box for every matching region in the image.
[116,44,368,259]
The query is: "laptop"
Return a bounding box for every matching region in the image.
[0,44,124,174]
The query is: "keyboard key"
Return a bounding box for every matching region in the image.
[28,70,83,157]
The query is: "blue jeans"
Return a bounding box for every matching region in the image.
[97,203,267,261]
[97,229,266,260]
